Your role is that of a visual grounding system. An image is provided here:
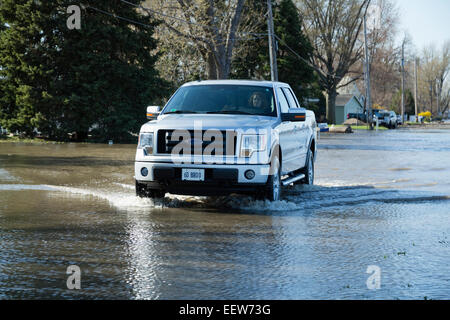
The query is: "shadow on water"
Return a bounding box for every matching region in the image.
[0,154,131,168]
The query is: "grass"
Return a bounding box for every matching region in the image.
[333,125,388,130]
[404,121,423,126]
[0,136,137,145]
[0,136,66,144]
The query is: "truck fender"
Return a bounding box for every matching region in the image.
[307,137,316,162]
[268,143,282,175]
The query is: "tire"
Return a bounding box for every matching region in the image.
[301,151,314,185]
[265,156,281,201]
[135,180,165,199]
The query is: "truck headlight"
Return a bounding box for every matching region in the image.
[138,132,154,155]
[240,134,266,157]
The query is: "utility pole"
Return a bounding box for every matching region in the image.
[437,79,441,115]
[363,15,373,129]
[401,40,405,123]
[429,81,434,114]
[414,58,418,121]
[267,0,278,82]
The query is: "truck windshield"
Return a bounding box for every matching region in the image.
[162,85,277,117]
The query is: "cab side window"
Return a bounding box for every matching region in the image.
[282,88,299,109]
[276,87,290,113]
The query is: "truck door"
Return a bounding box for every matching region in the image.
[282,87,308,170]
[276,87,297,174]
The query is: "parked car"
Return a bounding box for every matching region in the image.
[385,111,398,128]
[373,110,397,128]
[135,80,317,201]
[347,112,368,122]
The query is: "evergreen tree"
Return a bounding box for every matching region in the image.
[273,0,315,97]
[273,0,324,115]
[0,0,43,136]
[230,0,267,80]
[231,0,324,115]
[0,1,166,142]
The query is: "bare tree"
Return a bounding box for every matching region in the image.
[296,0,370,123]
[419,45,438,114]
[418,41,450,115]
[338,0,404,110]
[142,0,257,80]
[368,44,401,107]
[153,24,207,89]
[440,83,450,115]
[435,41,450,115]
[363,0,401,107]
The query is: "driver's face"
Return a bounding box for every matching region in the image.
[252,95,262,107]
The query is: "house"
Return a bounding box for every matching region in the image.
[334,82,365,124]
[334,94,365,124]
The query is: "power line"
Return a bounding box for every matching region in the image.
[119,0,221,32]
[273,34,342,80]
[118,0,268,38]
[110,0,344,82]
[87,2,338,80]
[85,4,266,43]
[85,5,153,29]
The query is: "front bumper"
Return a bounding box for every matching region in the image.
[135,162,270,195]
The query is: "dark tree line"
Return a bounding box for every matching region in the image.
[0,0,324,142]
[0,0,167,142]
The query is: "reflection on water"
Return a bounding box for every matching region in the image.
[0,128,449,299]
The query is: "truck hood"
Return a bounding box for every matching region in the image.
[140,114,279,132]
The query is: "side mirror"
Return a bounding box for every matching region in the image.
[147,106,161,120]
[281,108,306,122]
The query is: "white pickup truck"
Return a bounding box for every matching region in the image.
[135,80,317,201]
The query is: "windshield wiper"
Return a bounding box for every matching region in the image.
[164,110,199,114]
[206,110,254,115]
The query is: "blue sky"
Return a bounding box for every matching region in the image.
[396,0,450,50]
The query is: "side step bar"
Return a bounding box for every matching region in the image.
[281,173,305,186]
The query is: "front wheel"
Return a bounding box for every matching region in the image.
[135,180,165,199]
[265,156,281,201]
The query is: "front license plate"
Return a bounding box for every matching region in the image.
[182,169,205,181]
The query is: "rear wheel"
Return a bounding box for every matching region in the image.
[265,156,281,201]
[135,180,165,199]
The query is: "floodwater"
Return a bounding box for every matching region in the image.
[0,128,449,300]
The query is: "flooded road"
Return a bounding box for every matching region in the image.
[0,128,449,299]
